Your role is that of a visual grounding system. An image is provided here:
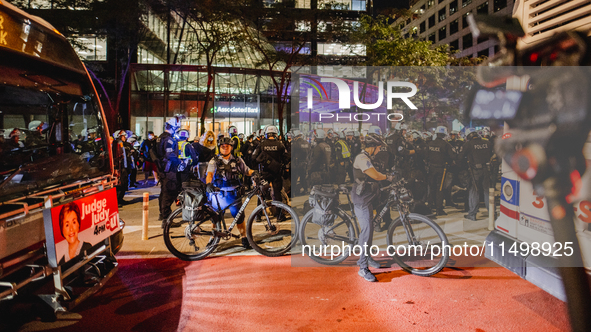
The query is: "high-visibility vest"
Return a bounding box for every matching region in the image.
[178,141,192,163]
[336,140,351,159]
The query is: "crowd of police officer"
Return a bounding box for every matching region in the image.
[110,117,499,253]
[290,123,500,222]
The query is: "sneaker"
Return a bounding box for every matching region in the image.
[358,268,377,282]
[367,258,381,269]
[241,237,252,249]
[464,214,477,221]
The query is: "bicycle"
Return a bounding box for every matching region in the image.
[163,176,298,260]
[299,179,449,276]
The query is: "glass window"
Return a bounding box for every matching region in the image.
[463,33,473,48]
[427,0,435,8]
[494,0,507,12]
[463,12,470,29]
[439,26,446,41]
[462,0,472,8]
[478,49,489,58]
[429,15,436,28]
[420,21,426,33]
[0,58,110,201]
[429,33,436,43]
[450,39,459,50]
[439,8,446,22]
[71,35,107,62]
[477,2,489,15]
[450,19,459,34]
[450,1,458,15]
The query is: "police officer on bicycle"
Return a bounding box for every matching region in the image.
[351,126,392,282]
[206,137,257,249]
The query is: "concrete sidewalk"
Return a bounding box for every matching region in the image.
[116,179,500,262]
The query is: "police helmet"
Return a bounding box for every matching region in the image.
[338,131,345,139]
[114,130,127,139]
[29,120,47,132]
[165,116,182,131]
[314,129,326,139]
[218,136,233,147]
[9,128,21,138]
[286,132,293,139]
[126,130,134,139]
[465,127,478,139]
[176,129,190,140]
[345,130,354,137]
[293,129,303,138]
[238,133,244,139]
[265,125,279,138]
[128,135,138,144]
[365,126,385,147]
[353,130,360,137]
[394,122,408,131]
[258,129,264,137]
[450,130,459,135]
[435,126,448,135]
[481,126,491,137]
[228,126,238,136]
[411,130,422,139]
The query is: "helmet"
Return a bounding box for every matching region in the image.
[126,130,134,139]
[421,132,431,140]
[176,129,190,140]
[165,116,182,131]
[345,130,354,137]
[314,129,326,139]
[258,129,264,137]
[286,132,293,139]
[338,131,345,139]
[435,126,448,135]
[450,130,459,135]
[114,130,126,139]
[218,136,233,147]
[29,120,47,132]
[228,126,238,136]
[465,127,478,139]
[238,133,244,139]
[293,129,303,138]
[411,130,422,139]
[353,130,360,137]
[481,126,491,137]
[365,126,385,147]
[265,125,279,138]
[394,122,408,131]
[128,135,138,144]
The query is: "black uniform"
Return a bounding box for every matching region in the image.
[308,139,332,186]
[459,137,492,219]
[252,138,289,203]
[333,139,351,184]
[426,136,455,214]
[156,131,180,222]
[291,137,310,194]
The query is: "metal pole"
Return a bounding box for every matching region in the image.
[142,192,149,240]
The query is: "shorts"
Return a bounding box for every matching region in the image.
[143,161,158,173]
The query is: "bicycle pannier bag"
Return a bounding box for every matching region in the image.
[182,186,207,221]
[309,185,339,226]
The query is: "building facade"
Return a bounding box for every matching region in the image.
[398,0,514,58]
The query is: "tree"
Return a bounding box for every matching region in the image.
[170,0,243,135]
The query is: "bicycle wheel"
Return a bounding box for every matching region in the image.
[163,207,221,261]
[246,201,298,257]
[386,213,449,276]
[299,209,357,265]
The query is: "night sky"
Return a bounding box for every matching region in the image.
[374,0,410,11]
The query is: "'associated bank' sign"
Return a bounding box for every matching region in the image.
[213,106,259,114]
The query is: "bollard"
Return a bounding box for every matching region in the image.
[489,187,495,231]
[142,192,149,240]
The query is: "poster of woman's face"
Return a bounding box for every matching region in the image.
[47,188,120,267]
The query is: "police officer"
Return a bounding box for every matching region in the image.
[252,125,289,215]
[228,126,242,158]
[112,130,131,205]
[157,117,182,226]
[307,129,331,186]
[351,126,391,282]
[206,137,257,249]
[291,130,310,194]
[345,130,359,182]
[126,132,139,188]
[176,129,198,185]
[459,128,492,221]
[333,131,351,184]
[426,126,455,216]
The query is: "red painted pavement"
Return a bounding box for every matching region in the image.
[49,257,569,332]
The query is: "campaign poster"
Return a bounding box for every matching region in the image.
[44,188,119,267]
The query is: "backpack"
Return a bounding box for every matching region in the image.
[181,184,207,221]
[308,185,339,226]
